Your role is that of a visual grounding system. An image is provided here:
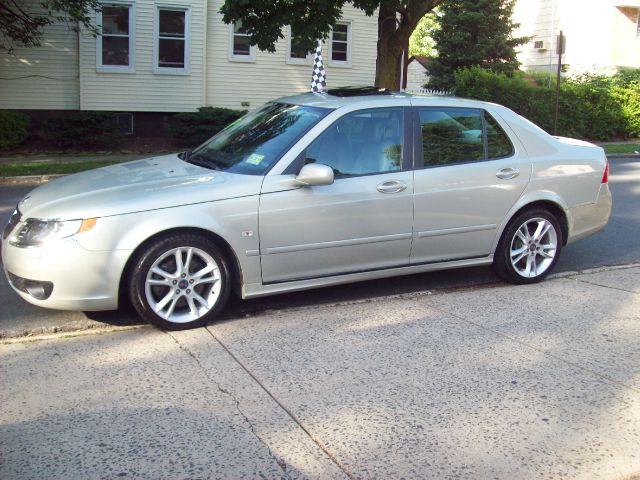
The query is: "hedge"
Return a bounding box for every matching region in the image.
[0,110,29,151]
[453,66,638,141]
[169,107,246,147]
[42,112,122,149]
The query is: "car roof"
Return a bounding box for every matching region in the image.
[275,90,503,111]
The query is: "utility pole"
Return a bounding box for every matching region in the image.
[554,30,565,135]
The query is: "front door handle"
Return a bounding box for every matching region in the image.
[496,168,520,180]
[377,180,407,194]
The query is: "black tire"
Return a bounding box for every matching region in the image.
[493,208,563,285]
[128,233,231,330]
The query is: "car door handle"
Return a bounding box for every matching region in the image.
[377,180,407,194]
[496,168,520,180]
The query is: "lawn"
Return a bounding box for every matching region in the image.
[601,143,640,155]
[0,160,124,177]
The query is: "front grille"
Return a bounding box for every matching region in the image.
[3,208,21,240]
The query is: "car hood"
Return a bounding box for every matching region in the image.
[17,154,263,220]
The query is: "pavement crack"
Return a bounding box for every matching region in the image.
[569,276,639,294]
[425,304,640,394]
[165,331,291,479]
[205,326,356,480]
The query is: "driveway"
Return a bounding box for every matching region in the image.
[1,266,639,479]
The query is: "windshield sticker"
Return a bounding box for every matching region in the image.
[245,153,265,165]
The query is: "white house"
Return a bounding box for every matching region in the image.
[513,0,640,74]
[404,55,431,92]
[0,0,377,132]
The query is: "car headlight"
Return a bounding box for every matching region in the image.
[9,218,96,247]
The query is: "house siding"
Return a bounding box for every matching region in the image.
[1,0,378,113]
[0,1,80,110]
[405,60,429,91]
[514,0,640,73]
[205,1,377,110]
[78,0,206,112]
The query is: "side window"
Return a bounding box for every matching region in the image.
[419,108,484,167]
[97,4,134,71]
[485,112,514,159]
[305,108,404,176]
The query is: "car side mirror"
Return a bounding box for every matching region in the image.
[292,163,334,187]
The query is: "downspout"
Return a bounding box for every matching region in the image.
[78,21,83,110]
[201,0,208,107]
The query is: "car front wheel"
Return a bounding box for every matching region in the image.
[494,209,563,284]
[129,233,231,330]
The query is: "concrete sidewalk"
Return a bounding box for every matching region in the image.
[1,265,639,479]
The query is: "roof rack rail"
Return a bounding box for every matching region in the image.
[326,86,393,97]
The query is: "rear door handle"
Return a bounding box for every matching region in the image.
[377,180,407,194]
[496,168,520,180]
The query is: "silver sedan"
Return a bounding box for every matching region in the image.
[2,88,612,330]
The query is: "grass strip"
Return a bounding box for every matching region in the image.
[601,143,640,155]
[0,160,125,177]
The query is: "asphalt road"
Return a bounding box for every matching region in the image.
[1,156,639,336]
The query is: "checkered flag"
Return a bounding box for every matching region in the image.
[311,40,326,93]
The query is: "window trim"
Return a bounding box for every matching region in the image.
[287,26,314,65]
[96,1,135,73]
[329,21,352,68]
[412,107,515,170]
[228,21,257,62]
[153,5,191,75]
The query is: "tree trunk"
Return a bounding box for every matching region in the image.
[374,5,403,90]
[374,1,442,90]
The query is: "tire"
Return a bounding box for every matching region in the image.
[493,208,563,285]
[128,233,231,330]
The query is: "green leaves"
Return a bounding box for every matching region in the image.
[1,0,101,51]
[428,0,528,88]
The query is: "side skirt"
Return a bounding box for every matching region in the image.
[241,255,494,299]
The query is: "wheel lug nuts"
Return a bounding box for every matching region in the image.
[172,280,177,285]
[186,289,191,294]
[189,279,194,284]
[181,273,186,278]
[175,289,181,294]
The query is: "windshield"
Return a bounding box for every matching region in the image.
[186,102,330,175]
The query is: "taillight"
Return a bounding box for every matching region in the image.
[602,160,609,183]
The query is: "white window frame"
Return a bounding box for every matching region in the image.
[153,5,191,75]
[228,21,256,62]
[96,1,135,73]
[329,21,352,67]
[287,26,314,65]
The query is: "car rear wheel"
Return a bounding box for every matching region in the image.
[494,209,563,284]
[129,233,230,330]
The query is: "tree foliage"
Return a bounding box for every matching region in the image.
[220,0,444,89]
[409,11,438,58]
[428,0,528,88]
[1,0,100,52]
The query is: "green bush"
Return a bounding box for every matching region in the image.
[169,107,247,147]
[0,110,29,151]
[453,66,631,140]
[613,82,640,137]
[42,112,121,149]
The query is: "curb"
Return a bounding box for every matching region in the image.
[607,153,639,158]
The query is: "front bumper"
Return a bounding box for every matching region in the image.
[2,237,132,311]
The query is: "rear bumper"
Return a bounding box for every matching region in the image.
[2,237,131,311]
[567,183,612,244]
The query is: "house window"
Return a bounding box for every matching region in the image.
[229,20,256,61]
[330,22,351,65]
[97,4,134,72]
[155,7,190,73]
[288,27,312,64]
[114,113,134,135]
